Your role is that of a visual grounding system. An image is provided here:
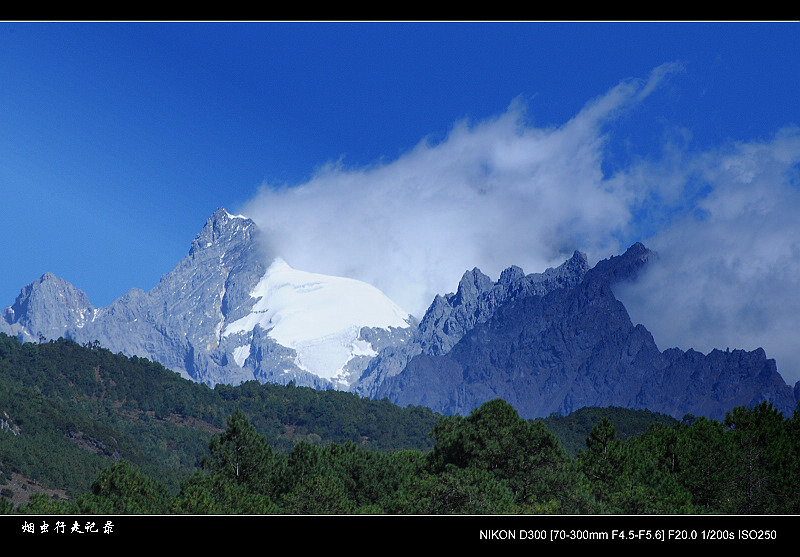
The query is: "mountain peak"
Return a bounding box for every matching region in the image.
[212,207,249,222]
[572,250,588,263]
[625,241,651,260]
[3,272,94,338]
[206,207,254,229]
[587,242,653,285]
[499,265,525,286]
[190,208,258,256]
[454,268,493,304]
[39,271,59,282]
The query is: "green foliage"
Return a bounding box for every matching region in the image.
[674,417,733,510]
[281,473,354,514]
[0,333,438,501]
[723,402,797,513]
[574,401,800,514]
[2,333,799,515]
[428,399,590,513]
[204,409,280,489]
[173,409,284,514]
[15,492,78,514]
[392,465,516,514]
[74,460,171,514]
[608,425,697,514]
[577,417,623,503]
[540,406,678,456]
[172,472,279,514]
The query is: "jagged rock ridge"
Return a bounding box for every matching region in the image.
[352,250,591,398]
[2,211,797,421]
[1,209,414,390]
[366,243,799,420]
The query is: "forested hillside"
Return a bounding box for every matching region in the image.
[1,333,799,514]
[5,398,800,515]
[538,406,678,455]
[0,333,439,498]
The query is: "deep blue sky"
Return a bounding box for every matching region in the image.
[2,22,800,382]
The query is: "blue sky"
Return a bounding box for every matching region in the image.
[2,22,800,384]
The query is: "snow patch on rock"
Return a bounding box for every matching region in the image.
[223,257,411,383]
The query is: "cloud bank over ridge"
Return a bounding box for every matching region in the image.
[241,63,800,386]
[614,126,800,385]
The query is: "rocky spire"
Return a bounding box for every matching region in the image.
[3,272,94,341]
[189,208,258,257]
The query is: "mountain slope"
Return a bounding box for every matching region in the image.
[368,243,799,420]
[222,257,412,388]
[2,272,95,342]
[2,209,414,390]
[3,210,797,422]
[352,249,590,398]
[0,333,441,497]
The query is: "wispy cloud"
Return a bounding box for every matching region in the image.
[244,64,681,317]
[242,63,800,386]
[615,126,800,385]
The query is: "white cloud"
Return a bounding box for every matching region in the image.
[615,126,800,386]
[243,64,681,319]
[242,62,800,387]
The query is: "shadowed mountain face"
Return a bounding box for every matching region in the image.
[367,244,799,420]
[3,212,797,420]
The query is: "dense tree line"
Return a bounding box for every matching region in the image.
[538,406,678,456]
[1,333,798,514]
[573,401,800,514]
[0,334,439,496]
[7,398,800,515]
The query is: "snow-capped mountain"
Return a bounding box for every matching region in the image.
[1,208,415,390]
[3,208,798,420]
[221,256,412,388]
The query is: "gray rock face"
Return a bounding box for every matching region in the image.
[417,250,590,356]
[367,243,799,420]
[2,208,412,389]
[3,272,95,342]
[4,214,796,422]
[70,208,266,385]
[351,250,590,398]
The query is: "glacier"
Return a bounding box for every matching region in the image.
[5,208,796,420]
[1,208,416,391]
[223,257,411,385]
